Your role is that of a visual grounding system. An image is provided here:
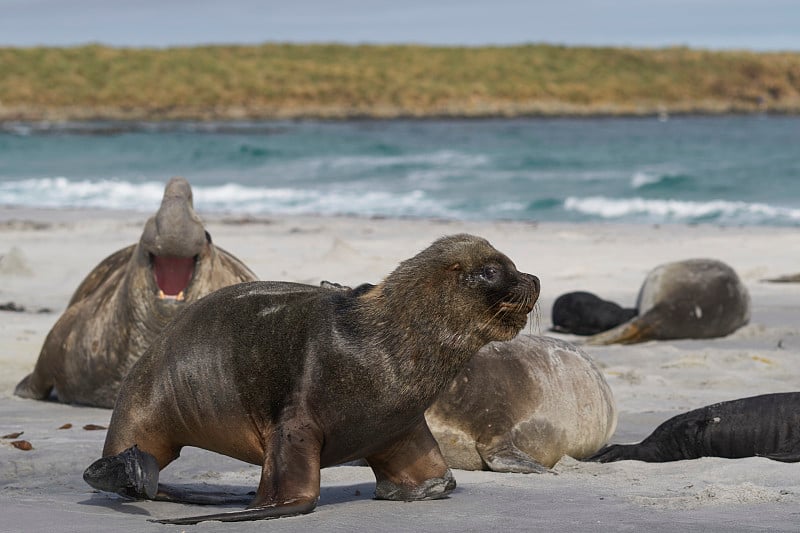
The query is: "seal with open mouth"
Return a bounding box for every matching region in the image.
[83,234,539,524]
[14,176,257,408]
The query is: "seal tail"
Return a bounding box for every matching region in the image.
[584,317,654,345]
[150,499,317,525]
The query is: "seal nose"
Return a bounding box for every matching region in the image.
[526,273,541,297]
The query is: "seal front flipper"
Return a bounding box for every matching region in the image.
[83,445,159,499]
[368,421,456,501]
[150,499,317,525]
[476,439,550,473]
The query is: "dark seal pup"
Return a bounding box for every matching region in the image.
[426,335,617,472]
[83,234,540,524]
[550,291,637,336]
[586,392,800,463]
[14,177,257,408]
[586,258,750,345]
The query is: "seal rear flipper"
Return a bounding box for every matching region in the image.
[476,440,550,474]
[584,318,653,346]
[761,451,800,463]
[83,445,159,499]
[150,498,317,525]
[583,444,633,463]
[154,483,254,505]
[761,273,800,283]
[13,372,53,401]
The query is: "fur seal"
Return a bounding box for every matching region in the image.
[14,177,257,408]
[586,392,800,463]
[425,334,617,472]
[586,258,750,345]
[82,234,540,524]
[550,291,637,335]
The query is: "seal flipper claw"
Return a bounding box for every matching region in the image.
[477,441,550,473]
[150,499,317,525]
[83,445,159,499]
[374,470,456,501]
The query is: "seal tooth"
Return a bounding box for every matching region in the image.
[176,291,185,301]
[158,290,166,299]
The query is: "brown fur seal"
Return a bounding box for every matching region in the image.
[83,234,540,524]
[14,177,257,408]
[426,334,617,472]
[586,393,800,463]
[586,258,750,345]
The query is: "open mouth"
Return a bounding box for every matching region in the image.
[151,254,196,301]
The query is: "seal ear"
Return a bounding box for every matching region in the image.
[447,263,461,271]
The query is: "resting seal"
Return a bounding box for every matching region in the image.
[586,258,750,345]
[83,234,540,524]
[550,291,637,335]
[586,392,800,463]
[14,177,257,408]
[426,334,617,472]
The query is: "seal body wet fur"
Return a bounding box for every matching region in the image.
[551,291,637,335]
[586,258,750,345]
[83,234,540,524]
[586,393,800,463]
[14,177,257,408]
[425,334,617,472]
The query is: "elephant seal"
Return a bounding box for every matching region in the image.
[425,334,617,472]
[83,234,540,524]
[586,392,800,463]
[14,176,257,408]
[550,291,637,336]
[586,258,750,345]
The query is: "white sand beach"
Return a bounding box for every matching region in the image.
[1,207,799,532]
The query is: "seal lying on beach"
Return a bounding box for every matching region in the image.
[585,392,800,463]
[14,177,257,408]
[426,334,617,472]
[586,258,750,345]
[550,291,637,336]
[83,234,540,524]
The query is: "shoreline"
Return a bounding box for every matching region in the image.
[1,107,797,125]
[2,209,800,531]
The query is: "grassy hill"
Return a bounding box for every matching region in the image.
[1,43,800,121]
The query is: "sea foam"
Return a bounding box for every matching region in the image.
[564,196,800,225]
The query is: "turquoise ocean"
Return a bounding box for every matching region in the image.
[1,115,798,226]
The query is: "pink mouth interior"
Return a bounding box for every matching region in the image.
[152,256,195,296]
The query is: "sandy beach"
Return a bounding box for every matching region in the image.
[1,207,799,532]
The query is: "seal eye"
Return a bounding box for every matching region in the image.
[481,266,499,281]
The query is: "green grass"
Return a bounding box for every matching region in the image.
[1,43,800,120]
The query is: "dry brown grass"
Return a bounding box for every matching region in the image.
[1,44,799,121]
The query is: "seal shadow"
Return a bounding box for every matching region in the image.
[79,479,379,517]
